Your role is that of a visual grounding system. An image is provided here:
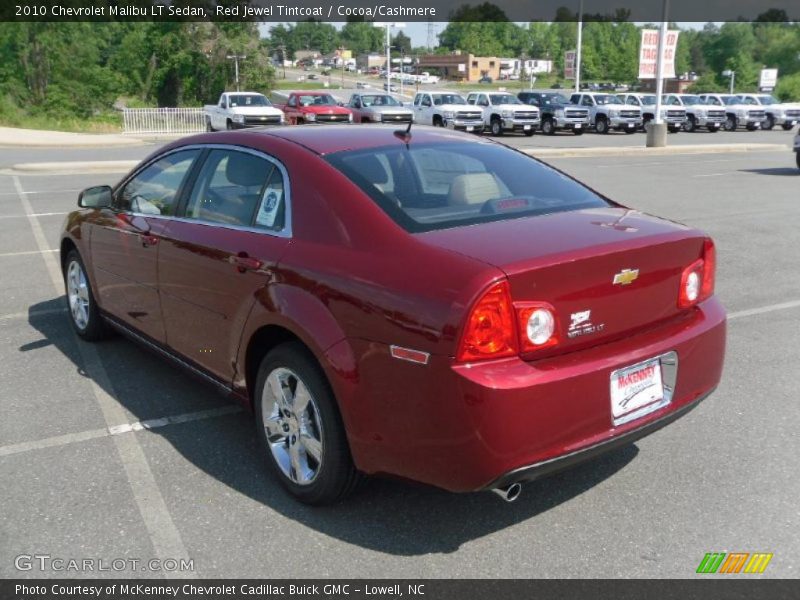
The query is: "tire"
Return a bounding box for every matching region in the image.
[595,117,609,134]
[724,115,737,131]
[684,117,696,133]
[782,123,795,131]
[63,250,109,341]
[432,116,443,127]
[205,118,214,132]
[541,118,555,135]
[254,342,359,505]
[490,117,503,136]
[226,119,234,131]
[763,115,775,131]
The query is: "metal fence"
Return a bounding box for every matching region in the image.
[122,108,205,135]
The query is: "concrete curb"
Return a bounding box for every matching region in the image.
[8,160,139,174]
[525,143,789,158]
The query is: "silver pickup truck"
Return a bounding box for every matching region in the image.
[412,91,485,133]
[664,94,725,133]
[569,93,642,134]
[204,92,285,131]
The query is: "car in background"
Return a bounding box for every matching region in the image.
[569,92,642,134]
[412,91,485,133]
[698,94,765,131]
[736,93,800,131]
[517,90,590,135]
[466,91,540,136]
[204,92,285,131]
[383,83,399,92]
[61,125,726,505]
[276,92,353,125]
[347,93,414,124]
[618,93,685,133]
[664,94,725,133]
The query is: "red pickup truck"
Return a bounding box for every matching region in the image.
[276,92,353,125]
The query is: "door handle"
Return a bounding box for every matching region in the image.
[140,234,159,247]
[230,253,263,273]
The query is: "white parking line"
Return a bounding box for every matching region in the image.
[0,189,80,196]
[12,175,196,579]
[0,212,68,219]
[0,307,66,322]
[728,300,800,320]
[0,406,243,458]
[0,249,58,258]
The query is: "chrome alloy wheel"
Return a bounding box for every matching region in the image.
[67,260,90,330]
[261,367,324,485]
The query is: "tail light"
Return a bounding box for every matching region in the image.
[456,281,518,362]
[457,282,559,362]
[678,238,716,308]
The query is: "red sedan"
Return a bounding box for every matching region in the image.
[60,125,726,505]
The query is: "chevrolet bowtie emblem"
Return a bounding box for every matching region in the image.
[613,268,639,286]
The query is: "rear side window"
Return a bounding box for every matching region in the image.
[183,149,286,231]
[326,142,609,233]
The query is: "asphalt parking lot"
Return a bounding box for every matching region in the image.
[0,139,798,579]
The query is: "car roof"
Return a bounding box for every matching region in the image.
[247,124,489,156]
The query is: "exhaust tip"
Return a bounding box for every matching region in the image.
[491,482,522,503]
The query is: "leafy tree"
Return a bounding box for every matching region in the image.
[340,21,384,56]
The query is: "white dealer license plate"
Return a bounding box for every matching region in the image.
[466,125,474,132]
[524,124,531,130]
[575,123,582,129]
[610,356,666,425]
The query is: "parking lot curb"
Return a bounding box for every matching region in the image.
[525,142,788,158]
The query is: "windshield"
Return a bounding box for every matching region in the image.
[490,94,521,105]
[722,96,740,106]
[737,96,760,105]
[361,95,401,107]
[432,94,467,106]
[593,94,621,105]
[758,95,779,105]
[639,95,657,105]
[298,94,337,106]
[662,95,683,106]
[679,95,701,105]
[326,142,609,233]
[228,94,271,107]
[537,93,569,106]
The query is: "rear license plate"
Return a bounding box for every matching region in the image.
[466,125,474,132]
[610,356,667,425]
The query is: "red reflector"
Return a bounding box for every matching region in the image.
[456,281,518,362]
[390,346,430,365]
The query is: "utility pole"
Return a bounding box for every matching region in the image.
[226,54,246,91]
[575,0,583,93]
[654,2,669,125]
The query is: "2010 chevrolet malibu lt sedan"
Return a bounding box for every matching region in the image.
[61,125,726,505]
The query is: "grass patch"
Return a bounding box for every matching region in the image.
[0,94,123,133]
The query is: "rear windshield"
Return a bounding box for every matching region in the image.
[326,142,610,233]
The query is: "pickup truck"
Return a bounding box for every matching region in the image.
[465,91,540,136]
[664,94,725,133]
[736,93,800,131]
[204,92,284,131]
[347,93,414,124]
[569,93,642,134]
[411,91,484,133]
[618,93,685,132]
[276,92,353,125]
[517,90,589,135]
[698,94,765,131]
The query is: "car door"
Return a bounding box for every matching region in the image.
[89,148,201,342]
[157,147,292,382]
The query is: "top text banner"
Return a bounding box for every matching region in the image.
[3,0,800,22]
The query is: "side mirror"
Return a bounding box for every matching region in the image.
[78,185,112,209]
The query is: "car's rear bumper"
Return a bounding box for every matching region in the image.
[339,297,726,493]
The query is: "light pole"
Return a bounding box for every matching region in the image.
[226,54,246,91]
[376,22,405,94]
[575,0,583,93]
[723,70,736,94]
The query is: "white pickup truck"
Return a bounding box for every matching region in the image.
[204,92,285,131]
[466,91,540,136]
[411,91,485,133]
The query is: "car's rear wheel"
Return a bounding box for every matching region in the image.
[595,117,609,134]
[490,117,503,136]
[63,250,109,341]
[254,342,359,505]
[541,118,555,135]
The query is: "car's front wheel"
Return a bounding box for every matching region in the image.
[541,118,555,135]
[595,117,609,134]
[684,117,696,132]
[724,115,737,131]
[762,115,775,130]
[254,342,359,505]
[490,117,503,136]
[205,118,214,132]
[63,250,109,341]
[782,123,795,131]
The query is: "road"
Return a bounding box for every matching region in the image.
[0,142,798,578]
